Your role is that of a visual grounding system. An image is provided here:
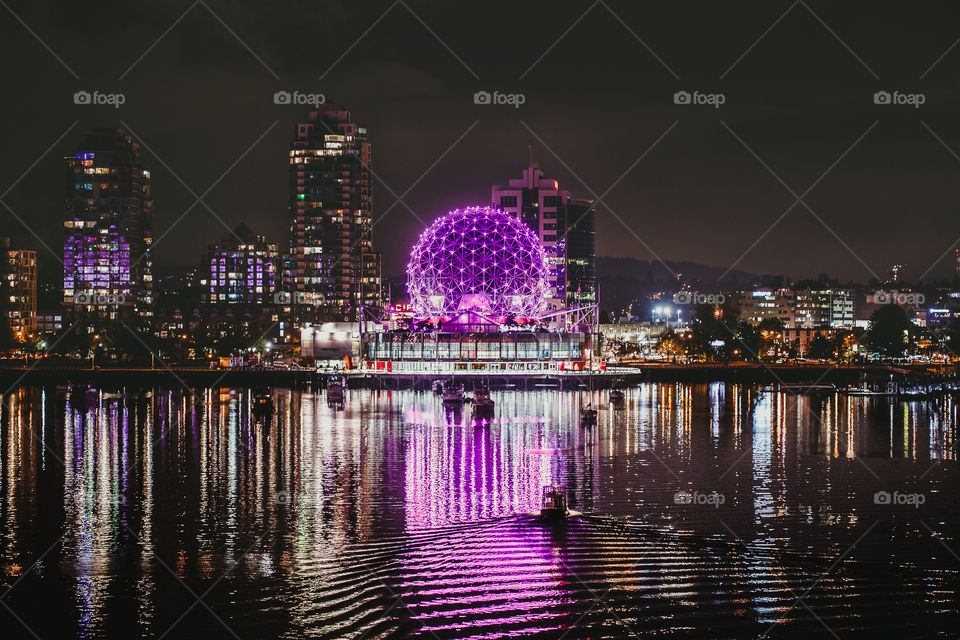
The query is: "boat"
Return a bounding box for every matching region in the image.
[471,385,495,422]
[609,389,625,405]
[442,380,465,405]
[327,374,346,400]
[538,485,574,521]
[252,391,274,416]
[580,403,598,427]
[580,373,599,426]
[432,380,444,395]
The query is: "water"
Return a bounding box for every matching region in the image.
[0,384,958,639]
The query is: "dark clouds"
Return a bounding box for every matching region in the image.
[1,0,959,284]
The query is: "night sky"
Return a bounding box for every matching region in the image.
[1,0,959,284]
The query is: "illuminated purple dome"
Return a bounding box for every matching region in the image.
[407,206,548,317]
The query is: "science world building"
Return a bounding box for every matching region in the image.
[360,206,599,374]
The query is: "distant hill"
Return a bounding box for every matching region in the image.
[597,257,760,313]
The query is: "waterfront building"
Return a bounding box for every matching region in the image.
[599,322,668,348]
[736,288,796,326]
[360,206,598,374]
[300,322,359,365]
[736,287,854,330]
[199,223,278,305]
[63,128,153,320]
[0,238,37,340]
[288,104,382,319]
[793,289,855,329]
[492,162,596,309]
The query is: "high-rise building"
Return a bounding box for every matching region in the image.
[288,104,381,320]
[492,161,596,309]
[199,223,278,305]
[0,237,37,340]
[492,163,566,309]
[565,198,596,306]
[63,128,153,320]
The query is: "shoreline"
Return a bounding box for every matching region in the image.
[0,363,954,391]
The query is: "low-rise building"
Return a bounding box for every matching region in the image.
[737,289,795,326]
[199,224,278,305]
[781,327,838,357]
[36,311,63,334]
[600,322,668,346]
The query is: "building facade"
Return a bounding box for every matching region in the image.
[736,289,796,326]
[1,238,37,340]
[565,197,596,306]
[734,287,855,329]
[63,128,153,320]
[782,327,838,356]
[361,330,593,374]
[36,311,63,335]
[491,162,596,310]
[288,104,381,320]
[793,289,855,329]
[199,223,278,305]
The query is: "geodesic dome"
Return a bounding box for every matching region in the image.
[406,206,548,318]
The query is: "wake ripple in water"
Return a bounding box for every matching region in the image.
[294,514,960,640]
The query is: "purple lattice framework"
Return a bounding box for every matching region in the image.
[407,206,548,318]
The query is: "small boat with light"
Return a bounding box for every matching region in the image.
[252,391,274,416]
[580,403,598,427]
[537,485,579,521]
[442,380,465,405]
[471,385,495,421]
[327,374,346,400]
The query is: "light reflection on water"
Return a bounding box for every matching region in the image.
[0,383,957,639]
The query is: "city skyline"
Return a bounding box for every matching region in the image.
[2,1,960,286]
[5,113,958,293]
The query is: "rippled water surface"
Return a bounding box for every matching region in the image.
[1,384,958,639]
